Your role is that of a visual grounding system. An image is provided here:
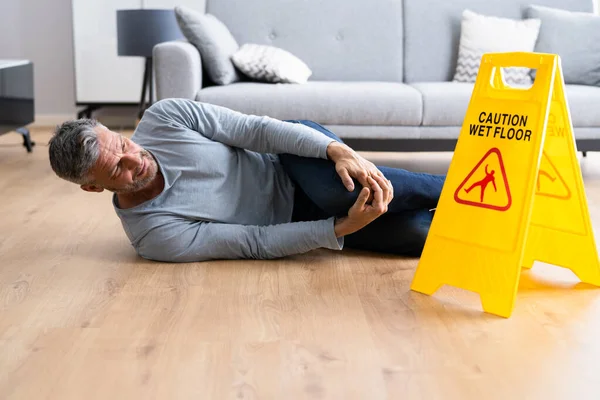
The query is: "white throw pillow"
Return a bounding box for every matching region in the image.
[453,9,541,85]
[231,44,312,84]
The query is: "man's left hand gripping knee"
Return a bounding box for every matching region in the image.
[326,142,393,202]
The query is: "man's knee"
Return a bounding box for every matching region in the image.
[312,183,361,217]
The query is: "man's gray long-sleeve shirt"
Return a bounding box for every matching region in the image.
[113,98,344,262]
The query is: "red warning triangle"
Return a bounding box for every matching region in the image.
[454,148,512,211]
[536,151,571,200]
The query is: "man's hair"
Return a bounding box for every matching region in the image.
[48,119,101,185]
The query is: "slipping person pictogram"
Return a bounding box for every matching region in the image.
[464,165,497,203]
[537,169,556,191]
[454,147,511,211]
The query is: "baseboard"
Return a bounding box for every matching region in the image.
[32,114,75,128]
[32,111,137,130]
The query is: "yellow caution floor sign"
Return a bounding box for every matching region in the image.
[410,52,600,318]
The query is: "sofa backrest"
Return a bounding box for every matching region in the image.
[206,0,404,82]
[403,0,596,83]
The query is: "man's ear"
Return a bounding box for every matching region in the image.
[80,184,104,193]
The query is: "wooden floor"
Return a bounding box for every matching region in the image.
[1,127,600,400]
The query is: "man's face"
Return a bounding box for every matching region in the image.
[81,125,158,194]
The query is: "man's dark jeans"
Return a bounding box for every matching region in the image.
[279,120,446,257]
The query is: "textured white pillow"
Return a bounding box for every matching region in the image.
[231,44,312,84]
[453,10,541,85]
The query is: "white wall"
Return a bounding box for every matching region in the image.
[0,0,76,119]
[0,1,23,56]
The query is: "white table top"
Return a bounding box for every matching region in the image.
[0,60,31,69]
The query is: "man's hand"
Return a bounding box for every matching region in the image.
[334,175,393,238]
[327,142,393,198]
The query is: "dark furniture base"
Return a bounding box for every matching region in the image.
[0,125,35,153]
[344,138,599,156]
[0,61,35,153]
[16,127,35,152]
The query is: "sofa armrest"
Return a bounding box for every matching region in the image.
[153,41,202,101]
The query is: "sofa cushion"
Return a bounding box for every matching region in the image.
[453,10,541,84]
[174,6,241,86]
[525,5,600,86]
[411,82,600,128]
[565,85,600,127]
[196,82,423,126]
[205,0,404,82]
[403,0,594,83]
[410,82,474,126]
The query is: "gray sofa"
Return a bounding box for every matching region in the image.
[154,0,600,153]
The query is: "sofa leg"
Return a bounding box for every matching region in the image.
[582,151,587,158]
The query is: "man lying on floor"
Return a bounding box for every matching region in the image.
[49,99,445,262]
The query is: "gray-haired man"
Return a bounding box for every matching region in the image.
[49,98,444,262]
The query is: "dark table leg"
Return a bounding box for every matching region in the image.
[77,105,101,119]
[15,127,35,153]
[138,57,151,120]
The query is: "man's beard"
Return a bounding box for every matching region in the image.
[109,149,157,194]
